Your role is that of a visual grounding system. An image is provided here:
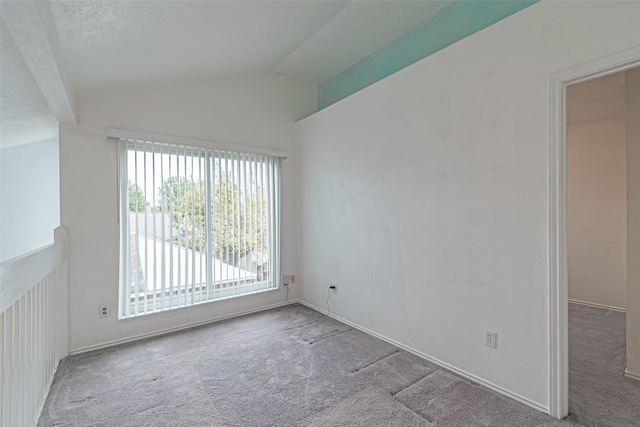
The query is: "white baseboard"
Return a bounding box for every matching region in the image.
[568,299,626,313]
[69,300,298,355]
[297,300,549,415]
[625,368,640,381]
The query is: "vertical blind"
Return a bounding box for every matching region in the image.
[118,138,281,318]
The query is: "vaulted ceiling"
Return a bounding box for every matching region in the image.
[2,0,454,148]
[0,0,545,150]
[49,0,452,98]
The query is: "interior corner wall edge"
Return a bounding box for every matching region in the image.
[316,0,538,111]
[60,73,316,352]
[626,66,640,378]
[295,1,640,409]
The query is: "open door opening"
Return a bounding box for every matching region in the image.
[548,47,640,420]
[565,70,640,424]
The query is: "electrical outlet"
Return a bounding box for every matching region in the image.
[485,330,497,349]
[283,275,290,286]
[290,275,296,284]
[99,304,110,318]
[330,284,337,294]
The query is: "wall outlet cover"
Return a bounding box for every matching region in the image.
[99,304,110,318]
[485,330,497,348]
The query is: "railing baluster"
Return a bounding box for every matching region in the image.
[0,228,68,426]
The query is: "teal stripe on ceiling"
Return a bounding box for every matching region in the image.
[317,0,538,110]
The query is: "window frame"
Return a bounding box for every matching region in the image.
[114,131,283,319]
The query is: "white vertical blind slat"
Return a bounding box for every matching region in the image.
[176,146,182,309]
[224,151,230,295]
[143,144,150,315]
[205,152,213,299]
[241,152,248,288]
[249,154,256,291]
[232,151,239,290]
[151,142,158,313]
[217,153,223,299]
[267,157,274,288]
[160,143,166,309]
[133,147,140,316]
[168,146,175,310]
[189,147,194,306]
[182,145,188,309]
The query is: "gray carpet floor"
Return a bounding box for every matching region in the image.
[566,303,640,426]
[36,303,632,426]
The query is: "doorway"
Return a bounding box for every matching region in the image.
[567,72,627,313]
[548,46,640,419]
[565,70,636,424]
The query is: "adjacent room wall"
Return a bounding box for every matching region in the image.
[295,1,640,411]
[627,67,640,379]
[567,116,627,310]
[60,73,316,353]
[0,139,60,263]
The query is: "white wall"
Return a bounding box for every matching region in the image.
[295,1,640,411]
[568,116,627,310]
[60,73,316,353]
[0,139,60,263]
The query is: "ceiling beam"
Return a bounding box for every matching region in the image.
[1,0,77,124]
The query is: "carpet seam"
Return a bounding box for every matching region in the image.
[393,397,435,424]
[352,350,401,373]
[304,327,352,344]
[283,319,322,331]
[391,367,440,397]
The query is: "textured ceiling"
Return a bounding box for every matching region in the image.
[1,0,453,148]
[0,19,58,149]
[48,0,451,98]
[49,0,347,97]
[567,71,626,126]
[1,1,632,149]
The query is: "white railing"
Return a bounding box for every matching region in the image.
[0,227,69,427]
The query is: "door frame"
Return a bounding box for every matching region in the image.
[548,45,640,419]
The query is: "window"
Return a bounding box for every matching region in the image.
[117,136,281,318]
